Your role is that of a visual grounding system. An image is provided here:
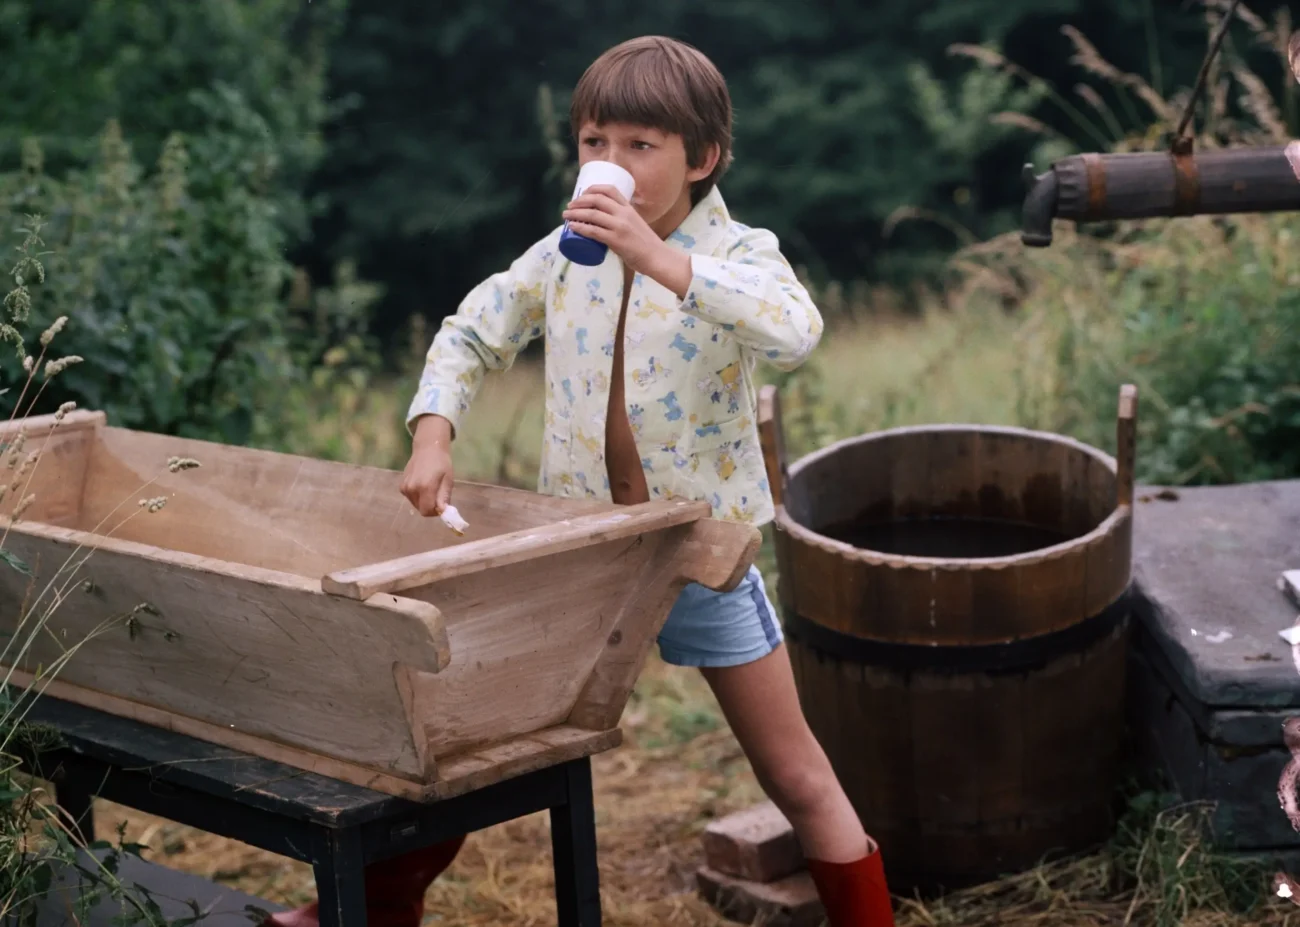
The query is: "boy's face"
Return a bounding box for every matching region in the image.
[576,121,714,235]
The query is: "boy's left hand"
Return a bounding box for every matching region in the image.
[564,186,691,295]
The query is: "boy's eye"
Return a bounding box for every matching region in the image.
[582,137,603,147]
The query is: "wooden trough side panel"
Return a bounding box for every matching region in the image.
[568,518,762,732]
[75,425,613,579]
[0,410,105,528]
[400,531,680,760]
[421,522,759,795]
[4,668,438,800]
[0,521,448,781]
[392,513,760,761]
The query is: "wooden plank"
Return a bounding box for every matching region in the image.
[1116,384,1138,509]
[395,664,440,781]
[566,530,687,732]
[321,499,710,599]
[402,532,676,758]
[0,410,105,529]
[564,518,759,731]
[0,520,448,780]
[757,384,788,508]
[0,408,105,437]
[430,725,622,801]
[7,669,433,799]
[15,668,622,802]
[674,518,762,593]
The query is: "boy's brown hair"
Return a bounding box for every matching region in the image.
[569,36,733,204]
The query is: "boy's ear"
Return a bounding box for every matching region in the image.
[687,142,721,182]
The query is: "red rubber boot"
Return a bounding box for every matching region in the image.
[265,835,466,927]
[804,840,896,927]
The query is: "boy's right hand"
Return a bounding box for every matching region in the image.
[401,414,455,516]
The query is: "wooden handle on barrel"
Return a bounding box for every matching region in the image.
[757,384,789,508]
[1116,384,1138,508]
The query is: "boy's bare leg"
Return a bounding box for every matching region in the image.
[699,644,869,862]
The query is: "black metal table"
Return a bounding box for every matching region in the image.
[16,694,603,926]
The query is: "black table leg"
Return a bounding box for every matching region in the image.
[550,759,601,927]
[52,763,98,845]
[312,828,368,927]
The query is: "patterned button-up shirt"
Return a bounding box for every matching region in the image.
[406,186,823,527]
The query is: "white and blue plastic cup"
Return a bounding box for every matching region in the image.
[559,161,637,266]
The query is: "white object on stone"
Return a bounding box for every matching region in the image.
[1278,570,1300,609]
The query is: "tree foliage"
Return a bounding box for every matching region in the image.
[301,0,1251,339]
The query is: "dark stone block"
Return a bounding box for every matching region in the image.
[31,847,283,927]
[1131,480,1300,712]
[1129,480,1300,858]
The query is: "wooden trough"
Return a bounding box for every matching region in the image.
[0,410,761,801]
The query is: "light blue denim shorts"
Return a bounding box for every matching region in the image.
[656,566,785,668]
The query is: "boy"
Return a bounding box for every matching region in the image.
[267,35,894,927]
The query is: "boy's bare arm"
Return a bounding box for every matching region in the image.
[400,413,455,516]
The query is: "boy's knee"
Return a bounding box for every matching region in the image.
[760,756,838,818]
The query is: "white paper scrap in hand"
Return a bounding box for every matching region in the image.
[440,504,469,536]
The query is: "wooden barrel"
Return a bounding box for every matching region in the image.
[758,385,1137,893]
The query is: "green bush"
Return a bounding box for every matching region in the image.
[1015,214,1300,486]
[0,91,300,444]
[944,6,1300,486]
[0,0,345,248]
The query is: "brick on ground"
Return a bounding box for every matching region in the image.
[696,866,824,927]
[703,800,805,883]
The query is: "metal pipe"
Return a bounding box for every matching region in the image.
[1020,143,1300,247]
[1020,165,1060,248]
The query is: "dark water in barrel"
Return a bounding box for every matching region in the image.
[820,516,1071,559]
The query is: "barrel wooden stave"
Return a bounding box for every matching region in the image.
[789,619,1129,890]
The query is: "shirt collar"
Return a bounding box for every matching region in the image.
[661,186,730,258]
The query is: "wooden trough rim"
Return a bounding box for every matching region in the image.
[321,499,714,600]
[0,406,610,513]
[763,387,1139,571]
